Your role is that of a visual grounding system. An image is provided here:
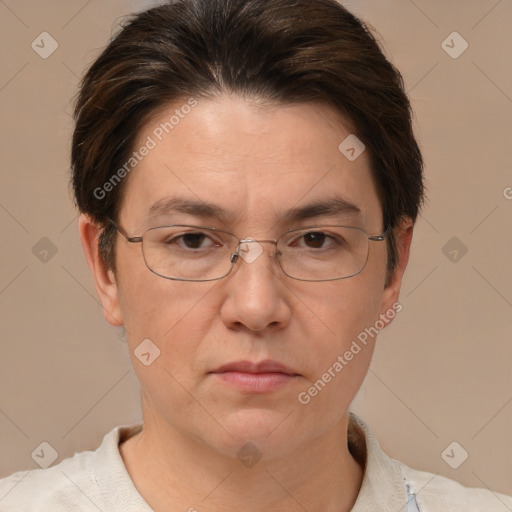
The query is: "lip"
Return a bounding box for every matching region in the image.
[211,359,298,375]
[210,359,300,393]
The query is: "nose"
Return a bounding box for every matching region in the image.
[220,239,291,332]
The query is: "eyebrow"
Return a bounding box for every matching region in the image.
[143,196,362,226]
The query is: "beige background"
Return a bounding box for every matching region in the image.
[0,0,511,498]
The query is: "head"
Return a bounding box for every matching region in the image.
[74,0,424,460]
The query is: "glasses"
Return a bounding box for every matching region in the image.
[107,218,391,282]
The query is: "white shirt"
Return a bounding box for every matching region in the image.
[1,412,511,511]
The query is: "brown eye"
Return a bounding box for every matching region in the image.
[290,231,340,250]
[155,228,220,251]
[177,233,210,249]
[303,232,327,249]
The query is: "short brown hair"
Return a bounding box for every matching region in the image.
[71,0,425,285]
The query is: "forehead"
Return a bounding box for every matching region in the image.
[119,95,382,233]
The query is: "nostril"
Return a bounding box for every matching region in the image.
[230,253,239,264]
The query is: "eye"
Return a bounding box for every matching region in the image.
[162,230,221,250]
[291,231,340,250]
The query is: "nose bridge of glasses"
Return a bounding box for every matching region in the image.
[239,238,277,245]
[231,238,278,265]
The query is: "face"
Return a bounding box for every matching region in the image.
[81,95,411,460]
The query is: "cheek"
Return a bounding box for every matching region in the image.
[294,281,379,423]
[299,275,383,387]
[365,236,389,287]
[310,275,383,344]
[117,279,224,434]
[116,257,219,376]
[117,284,205,411]
[116,240,206,335]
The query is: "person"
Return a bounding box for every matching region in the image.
[1,0,510,510]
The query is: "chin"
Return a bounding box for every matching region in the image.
[210,407,299,457]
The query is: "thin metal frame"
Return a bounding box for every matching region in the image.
[106,217,391,282]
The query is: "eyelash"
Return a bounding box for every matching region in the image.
[167,230,342,251]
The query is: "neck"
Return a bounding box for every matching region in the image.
[119,413,364,512]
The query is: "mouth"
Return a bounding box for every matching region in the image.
[209,359,300,393]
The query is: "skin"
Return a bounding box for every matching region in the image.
[79,94,413,512]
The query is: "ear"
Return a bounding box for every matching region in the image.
[377,216,414,326]
[78,213,124,327]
